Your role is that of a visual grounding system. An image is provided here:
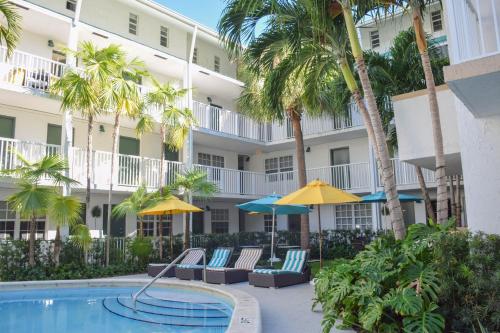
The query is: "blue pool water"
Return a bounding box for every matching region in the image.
[0,287,233,333]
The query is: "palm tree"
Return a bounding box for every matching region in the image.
[220,2,319,249]
[112,184,162,237]
[139,79,196,192]
[103,49,146,266]
[48,194,82,266]
[71,223,92,263]
[319,0,406,239]
[0,0,21,57]
[51,42,119,221]
[2,153,78,266]
[171,169,217,251]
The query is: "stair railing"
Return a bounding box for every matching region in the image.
[132,247,207,311]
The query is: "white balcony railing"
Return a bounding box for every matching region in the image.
[0,137,437,196]
[446,0,500,63]
[0,47,67,93]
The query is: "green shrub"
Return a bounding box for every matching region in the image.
[129,237,153,265]
[314,222,500,333]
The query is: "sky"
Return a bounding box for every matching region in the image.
[155,0,227,32]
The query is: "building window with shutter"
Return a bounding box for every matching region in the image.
[370,30,380,49]
[264,214,275,233]
[160,26,169,47]
[129,13,138,35]
[431,10,443,32]
[66,0,77,11]
[211,209,229,234]
[192,48,198,64]
[214,56,220,72]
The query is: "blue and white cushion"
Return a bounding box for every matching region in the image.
[176,264,203,269]
[252,250,307,275]
[207,248,231,268]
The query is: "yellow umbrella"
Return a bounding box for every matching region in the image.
[138,196,203,216]
[275,179,361,268]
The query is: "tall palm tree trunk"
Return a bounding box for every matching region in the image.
[106,113,121,266]
[341,2,406,240]
[86,115,94,223]
[411,7,448,224]
[159,125,166,189]
[455,175,462,227]
[288,108,309,249]
[415,166,435,222]
[29,213,36,267]
[54,226,61,267]
[450,176,456,222]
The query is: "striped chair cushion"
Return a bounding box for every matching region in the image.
[234,248,263,271]
[252,268,300,275]
[207,248,231,268]
[177,264,203,269]
[180,249,204,265]
[281,250,307,273]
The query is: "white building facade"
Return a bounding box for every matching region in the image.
[0,0,445,240]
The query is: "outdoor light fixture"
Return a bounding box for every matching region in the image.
[205,205,211,211]
[99,125,105,133]
[207,97,212,103]
[47,40,54,48]
[306,147,311,152]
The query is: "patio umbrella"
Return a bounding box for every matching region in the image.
[362,191,422,203]
[236,194,310,264]
[138,196,203,215]
[275,179,361,268]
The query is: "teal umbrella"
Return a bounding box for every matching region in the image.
[362,191,422,203]
[237,194,310,262]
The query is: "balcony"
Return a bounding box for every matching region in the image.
[0,137,436,197]
[444,0,500,117]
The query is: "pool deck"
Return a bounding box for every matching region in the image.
[119,274,342,333]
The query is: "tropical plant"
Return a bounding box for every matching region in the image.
[2,153,79,267]
[137,79,196,192]
[103,47,146,266]
[70,223,92,263]
[171,169,217,250]
[48,194,82,266]
[0,0,21,57]
[51,42,120,221]
[112,183,163,237]
[314,220,455,332]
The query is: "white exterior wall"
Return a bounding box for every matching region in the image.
[455,101,500,234]
[359,3,446,54]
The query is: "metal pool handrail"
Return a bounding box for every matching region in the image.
[132,247,207,311]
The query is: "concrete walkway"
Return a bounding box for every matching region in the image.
[120,274,340,333]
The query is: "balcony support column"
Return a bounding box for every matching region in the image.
[368,145,381,230]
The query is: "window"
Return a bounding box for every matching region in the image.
[370,30,380,49]
[435,44,449,58]
[211,209,229,234]
[139,215,155,237]
[198,153,224,168]
[66,0,77,11]
[0,201,15,239]
[431,10,443,32]
[160,26,169,47]
[129,13,138,35]
[164,144,179,161]
[335,204,372,230]
[156,215,173,236]
[0,115,15,138]
[265,155,293,182]
[264,214,275,233]
[214,56,220,73]
[192,48,198,64]
[198,152,212,166]
[20,218,46,240]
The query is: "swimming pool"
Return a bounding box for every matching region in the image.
[0,286,234,333]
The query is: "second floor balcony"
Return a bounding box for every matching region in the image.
[0,137,436,198]
[0,47,365,145]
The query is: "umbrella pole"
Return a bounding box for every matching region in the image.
[318,205,323,269]
[271,207,276,267]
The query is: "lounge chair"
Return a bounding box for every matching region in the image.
[147,248,204,278]
[206,247,263,284]
[175,247,233,281]
[248,249,310,288]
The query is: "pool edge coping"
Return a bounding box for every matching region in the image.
[0,278,262,333]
